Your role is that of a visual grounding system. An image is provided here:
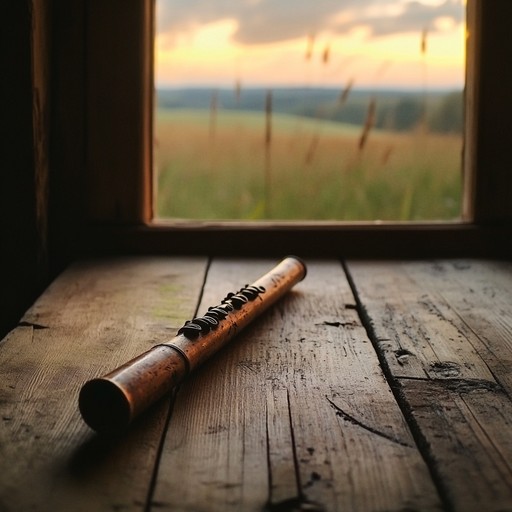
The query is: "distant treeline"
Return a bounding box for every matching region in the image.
[156,87,463,134]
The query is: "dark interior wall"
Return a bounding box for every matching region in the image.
[48,0,86,274]
[0,0,54,338]
[472,1,512,223]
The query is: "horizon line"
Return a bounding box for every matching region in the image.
[156,83,464,92]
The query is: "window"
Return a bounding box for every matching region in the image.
[154,0,465,222]
[78,0,512,257]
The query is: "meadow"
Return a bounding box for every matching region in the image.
[155,107,462,221]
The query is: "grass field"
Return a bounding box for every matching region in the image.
[155,108,462,221]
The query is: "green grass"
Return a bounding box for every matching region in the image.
[156,108,364,136]
[155,108,462,221]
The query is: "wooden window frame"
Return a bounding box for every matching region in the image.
[53,0,512,259]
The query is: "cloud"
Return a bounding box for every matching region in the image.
[332,1,464,37]
[157,0,464,45]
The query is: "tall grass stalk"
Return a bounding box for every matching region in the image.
[359,97,376,151]
[264,90,273,218]
[322,43,331,65]
[305,33,315,61]
[338,79,354,107]
[234,79,241,104]
[420,28,429,134]
[209,89,219,171]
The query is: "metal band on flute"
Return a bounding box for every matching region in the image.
[79,256,307,432]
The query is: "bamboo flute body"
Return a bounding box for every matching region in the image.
[79,256,307,432]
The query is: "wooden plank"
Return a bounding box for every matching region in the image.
[32,0,52,277]
[86,0,153,223]
[85,222,512,260]
[0,257,207,511]
[346,261,497,382]
[49,0,87,273]
[402,379,512,511]
[347,259,512,510]
[467,0,512,223]
[152,259,441,511]
[411,260,512,396]
[462,0,480,220]
[0,0,48,337]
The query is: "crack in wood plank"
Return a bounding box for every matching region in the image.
[286,389,303,502]
[396,376,504,393]
[457,394,512,483]
[325,396,413,448]
[265,383,331,510]
[265,385,301,509]
[394,348,415,366]
[265,496,326,512]
[315,321,356,328]
[17,321,48,330]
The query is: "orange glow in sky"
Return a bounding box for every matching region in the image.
[155,1,465,89]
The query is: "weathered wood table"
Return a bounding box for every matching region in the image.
[1,258,511,511]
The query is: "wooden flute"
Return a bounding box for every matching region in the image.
[79,256,307,432]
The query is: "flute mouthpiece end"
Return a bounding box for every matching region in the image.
[79,378,132,433]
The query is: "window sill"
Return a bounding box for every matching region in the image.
[81,221,512,259]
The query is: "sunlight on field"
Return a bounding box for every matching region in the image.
[155,108,462,221]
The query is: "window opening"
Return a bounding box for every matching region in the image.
[154,0,466,221]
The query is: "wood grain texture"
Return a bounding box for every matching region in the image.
[86,0,153,224]
[0,257,207,511]
[462,0,480,221]
[467,0,512,223]
[152,259,441,511]
[347,259,512,510]
[31,0,52,279]
[0,0,50,337]
[402,379,512,511]
[346,261,497,382]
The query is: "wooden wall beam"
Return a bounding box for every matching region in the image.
[465,0,512,223]
[48,0,86,273]
[0,0,52,337]
[85,0,153,225]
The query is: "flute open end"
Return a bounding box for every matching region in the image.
[79,379,132,432]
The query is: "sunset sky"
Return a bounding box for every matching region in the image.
[155,0,465,90]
